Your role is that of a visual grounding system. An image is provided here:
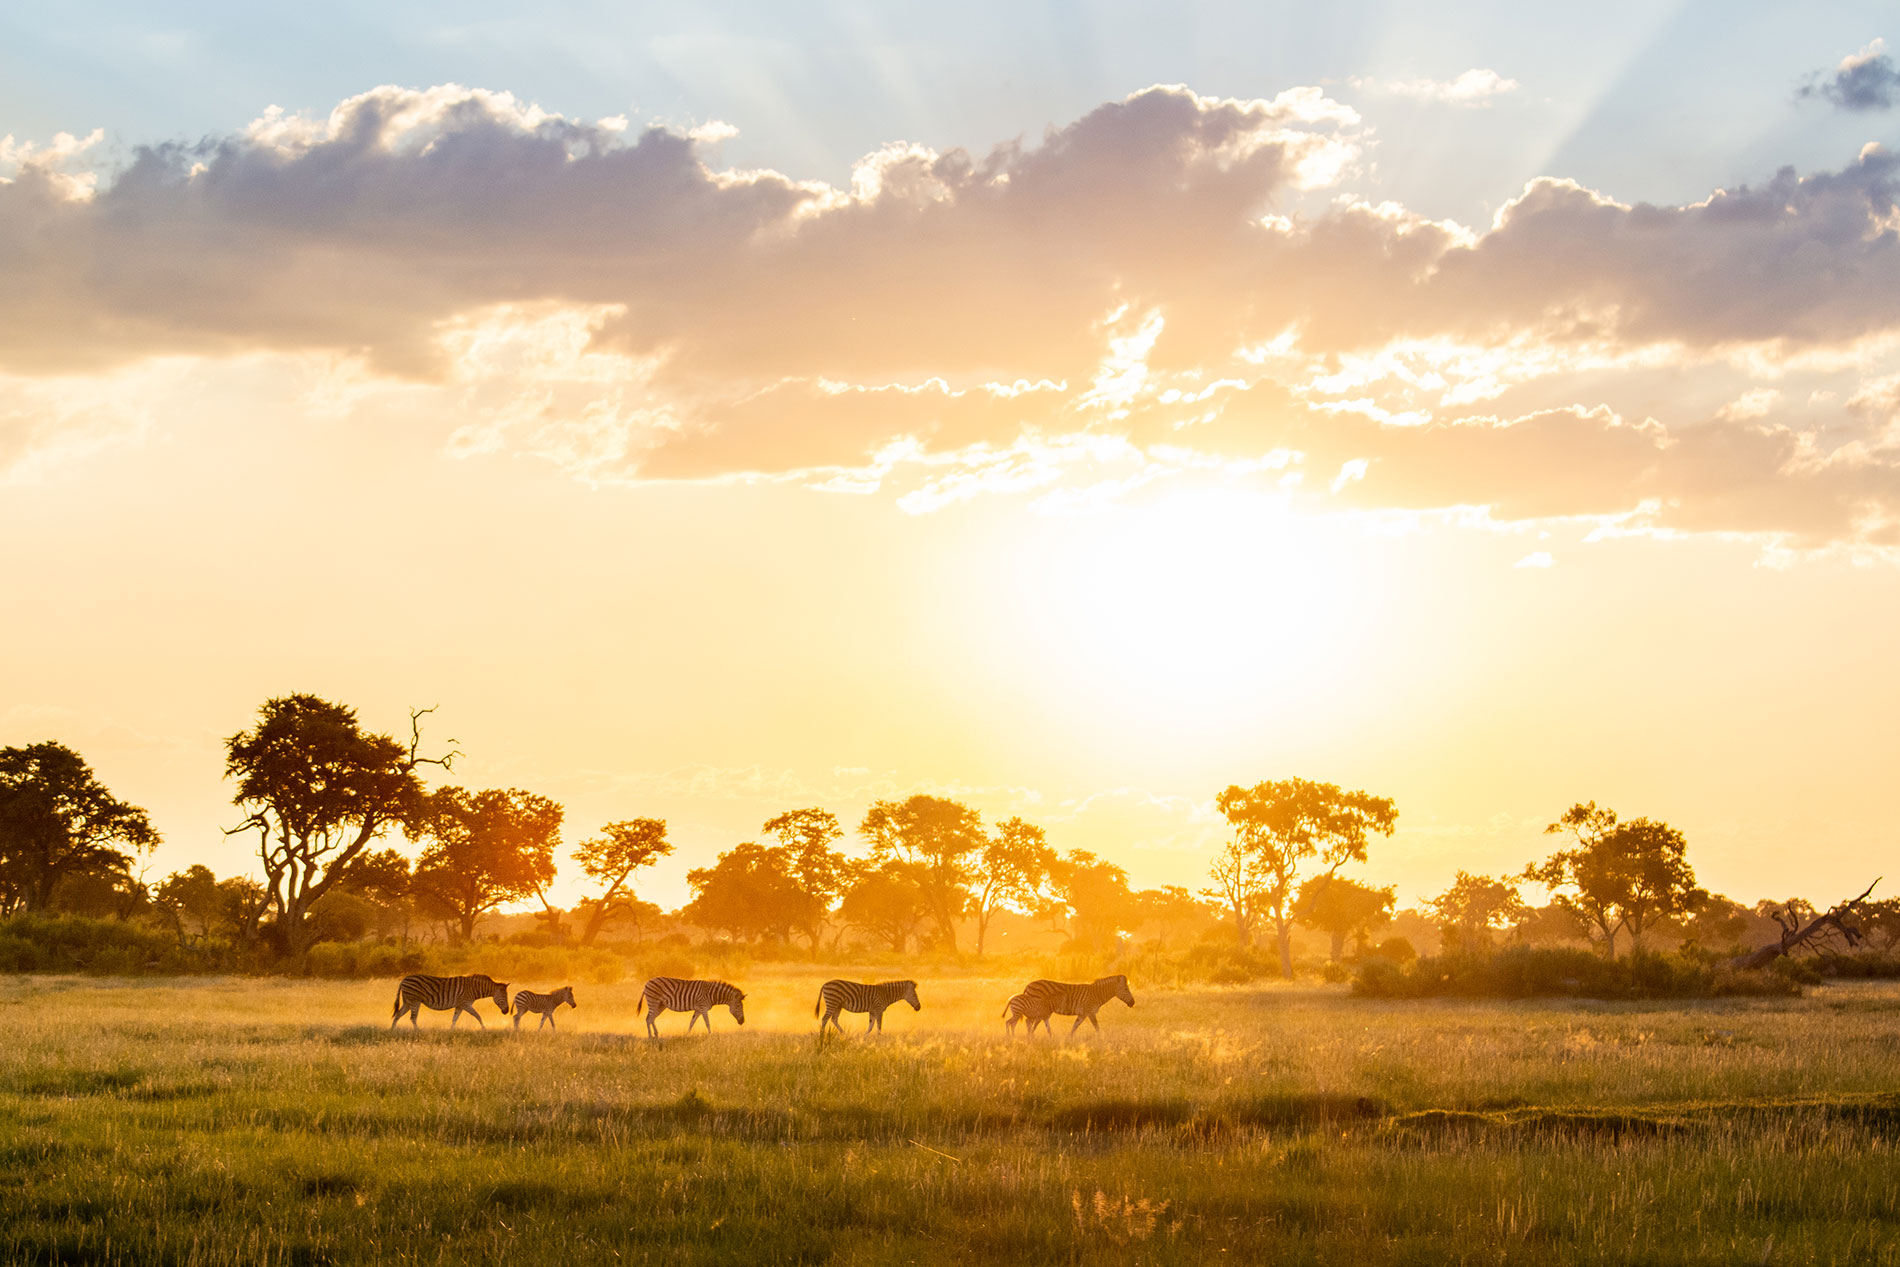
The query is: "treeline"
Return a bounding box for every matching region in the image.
[4,695,1894,990]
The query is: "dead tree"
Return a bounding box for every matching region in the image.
[1729,879,1880,971]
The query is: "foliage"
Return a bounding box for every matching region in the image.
[224,695,452,963]
[571,818,673,946]
[1209,778,1398,977]
[859,794,985,951]
[0,914,245,974]
[1351,946,1802,1000]
[0,741,160,915]
[1525,802,1704,958]
[683,842,819,944]
[1050,849,1136,952]
[968,816,1056,957]
[759,809,854,950]
[1425,871,1526,953]
[1295,875,1395,961]
[412,786,562,943]
[837,859,931,953]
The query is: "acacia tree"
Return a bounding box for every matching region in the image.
[969,816,1056,957]
[1201,838,1269,947]
[572,818,673,946]
[225,695,453,965]
[1051,849,1136,952]
[1426,871,1527,952]
[1295,875,1396,961]
[859,795,985,951]
[1523,801,1704,958]
[1214,778,1398,977]
[760,808,854,951]
[154,865,225,942]
[0,741,160,915]
[413,787,562,943]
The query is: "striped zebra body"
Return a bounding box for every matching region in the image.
[637,976,746,1037]
[390,973,510,1030]
[1002,991,1051,1036]
[511,986,577,1031]
[814,979,919,1034]
[1019,974,1135,1036]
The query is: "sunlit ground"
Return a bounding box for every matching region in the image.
[3,971,1899,1264]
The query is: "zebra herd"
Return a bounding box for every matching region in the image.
[388,971,1136,1038]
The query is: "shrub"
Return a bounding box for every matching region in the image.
[1351,946,1799,1000]
[1180,942,1277,984]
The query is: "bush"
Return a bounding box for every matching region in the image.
[0,914,241,975]
[1320,960,1351,984]
[1351,946,1802,1000]
[1180,942,1277,984]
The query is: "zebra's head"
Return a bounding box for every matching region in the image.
[557,986,576,1009]
[728,991,746,1026]
[900,980,920,1011]
[490,980,511,1013]
[1105,974,1135,1007]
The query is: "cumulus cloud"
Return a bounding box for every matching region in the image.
[8,82,1900,547]
[1802,39,1898,112]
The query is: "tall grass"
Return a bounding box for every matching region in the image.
[2,972,1897,1264]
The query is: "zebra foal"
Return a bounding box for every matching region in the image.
[1019,974,1135,1036]
[637,976,745,1038]
[814,979,919,1034]
[390,973,510,1029]
[512,986,576,1030]
[1002,991,1052,1036]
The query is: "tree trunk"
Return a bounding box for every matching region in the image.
[1276,917,1293,979]
[1730,880,1879,970]
[1330,930,1346,963]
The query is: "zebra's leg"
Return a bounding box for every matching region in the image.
[1070,1013,1086,1037]
[409,1005,421,1029]
[645,1003,660,1039]
[1087,1011,1101,1033]
[451,1007,461,1028]
[513,1010,522,1030]
[544,1012,555,1031]
[866,1009,878,1034]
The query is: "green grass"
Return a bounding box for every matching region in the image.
[2,972,1898,1264]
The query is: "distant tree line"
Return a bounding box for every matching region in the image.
[4,694,1895,977]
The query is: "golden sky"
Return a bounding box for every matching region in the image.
[4,8,1900,909]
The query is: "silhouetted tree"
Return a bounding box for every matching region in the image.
[1129,885,1218,946]
[1214,778,1399,978]
[413,786,562,943]
[969,816,1056,956]
[1052,849,1135,952]
[859,795,985,951]
[572,818,673,947]
[1295,875,1396,961]
[0,741,159,915]
[224,695,453,965]
[1858,897,1900,950]
[155,865,225,942]
[219,875,271,948]
[683,841,818,943]
[334,847,416,945]
[838,859,930,952]
[1426,871,1526,952]
[761,808,854,951]
[1201,839,1269,948]
[1524,802,1704,958]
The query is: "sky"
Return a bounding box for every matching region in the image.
[4,2,1899,913]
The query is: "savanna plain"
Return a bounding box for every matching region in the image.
[3,970,1898,1266]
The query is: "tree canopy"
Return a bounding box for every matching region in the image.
[1295,874,1396,961]
[412,786,562,943]
[0,741,159,915]
[859,794,985,951]
[1212,777,1398,977]
[683,841,820,943]
[1426,871,1526,952]
[1525,801,1704,958]
[572,818,673,946]
[969,816,1056,956]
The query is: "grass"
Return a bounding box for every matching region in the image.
[2,971,1898,1264]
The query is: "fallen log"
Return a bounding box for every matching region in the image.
[1729,878,1880,971]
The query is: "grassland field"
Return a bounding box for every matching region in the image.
[2,968,1898,1265]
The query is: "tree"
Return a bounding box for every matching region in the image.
[1295,875,1396,961]
[155,865,226,942]
[1214,778,1398,977]
[1732,880,1881,970]
[0,742,160,915]
[224,695,453,965]
[969,816,1056,956]
[412,786,562,944]
[1129,886,1218,946]
[1201,839,1269,948]
[334,847,416,945]
[218,875,271,948]
[683,841,819,943]
[572,818,673,946]
[760,808,854,951]
[1049,849,1137,951]
[838,860,930,952]
[859,795,985,951]
[1524,802,1704,958]
[1425,871,1526,953]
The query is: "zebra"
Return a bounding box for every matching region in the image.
[814,979,920,1034]
[637,976,745,1038]
[1019,974,1135,1036]
[1002,991,1052,1036]
[389,973,510,1029]
[511,986,577,1030]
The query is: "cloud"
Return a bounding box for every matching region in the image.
[8,83,1900,548]
[1375,69,1520,106]
[1802,39,1898,112]
[1513,551,1553,568]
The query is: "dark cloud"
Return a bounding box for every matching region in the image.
[1802,42,1898,112]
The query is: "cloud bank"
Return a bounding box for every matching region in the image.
[6,83,1900,547]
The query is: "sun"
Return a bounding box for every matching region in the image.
[997,486,1383,741]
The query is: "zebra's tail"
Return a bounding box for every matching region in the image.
[391,985,403,1020]
[1001,1001,1011,1019]
[814,989,823,1018]
[634,993,644,1017]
